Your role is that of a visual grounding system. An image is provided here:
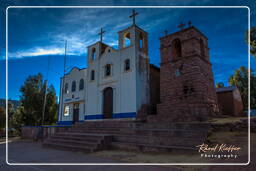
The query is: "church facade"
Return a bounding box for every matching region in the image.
[58,11,220,125]
[58,22,151,125]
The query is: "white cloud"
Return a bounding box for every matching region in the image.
[8,47,66,58]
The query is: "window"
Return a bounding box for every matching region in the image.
[91,48,96,61]
[171,38,182,58]
[91,70,95,81]
[124,59,130,71]
[79,79,84,90]
[105,64,111,76]
[200,39,205,57]
[64,83,68,94]
[72,81,76,92]
[124,32,131,47]
[64,105,70,116]
[139,33,144,48]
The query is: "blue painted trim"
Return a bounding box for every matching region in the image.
[84,112,136,120]
[57,120,83,125]
[84,114,103,120]
[57,121,73,125]
[113,112,136,118]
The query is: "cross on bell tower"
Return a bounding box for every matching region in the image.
[129,9,138,26]
[177,22,186,30]
[98,28,105,42]
[164,30,168,36]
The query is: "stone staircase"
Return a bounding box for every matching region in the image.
[43,132,113,152]
[43,120,210,153]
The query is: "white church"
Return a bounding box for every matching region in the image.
[58,11,154,125]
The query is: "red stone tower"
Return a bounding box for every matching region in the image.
[157,25,219,122]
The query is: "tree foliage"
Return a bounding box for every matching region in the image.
[229,66,256,109]
[12,73,58,127]
[216,82,224,88]
[0,107,5,130]
[250,27,256,57]
[246,27,256,58]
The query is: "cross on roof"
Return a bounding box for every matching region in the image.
[188,21,192,27]
[129,9,138,26]
[98,28,105,42]
[164,30,168,36]
[178,22,186,30]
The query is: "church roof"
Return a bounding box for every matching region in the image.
[216,86,237,93]
[87,41,110,48]
[160,26,208,40]
[62,67,86,77]
[118,24,148,34]
[150,64,160,71]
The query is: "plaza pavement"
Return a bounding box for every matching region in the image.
[0,140,180,171]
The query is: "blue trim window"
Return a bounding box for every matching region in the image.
[79,79,84,90]
[105,64,111,77]
[64,83,68,93]
[124,59,130,71]
[91,70,95,81]
[72,81,76,92]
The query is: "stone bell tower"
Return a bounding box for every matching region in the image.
[156,23,219,122]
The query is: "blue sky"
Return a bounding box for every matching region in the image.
[0,0,256,100]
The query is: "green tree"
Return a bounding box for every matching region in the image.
[9,106,24,134]
[17,73,58,126]
[229,66,256,109]
[216,82,224,88]
[0,107,5,130]
[246,27,256,58]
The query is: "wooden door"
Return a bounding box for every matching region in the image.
[73,103,79,123]
[103,87,113,119]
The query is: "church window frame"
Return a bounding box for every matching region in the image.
[79,79,84,91]
[64,82,69,94]
[104,64,112,77]
[91,48,96,61]
[91,70,95,81]
[71,81,76,92]
[124,59,131,71]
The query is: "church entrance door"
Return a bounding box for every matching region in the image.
[73,103,79,123]
[103,87,113,119]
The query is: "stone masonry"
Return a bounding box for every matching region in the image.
[154,26,219,122]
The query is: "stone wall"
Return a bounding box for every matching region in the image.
[21,126,71,141]
[216,88,244,116]
[151,26,219,122]
[149,64,160,114]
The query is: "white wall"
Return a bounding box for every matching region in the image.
[59,67,87,122]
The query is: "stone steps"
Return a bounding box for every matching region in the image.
[112,135,203,147]
[43,141,95,153]
[51,135,102,143]
[43,133,113,152]
[74,122,210,131]
[68,127,207,138]
[43,120,209,153]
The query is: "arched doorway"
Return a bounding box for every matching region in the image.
[103,87,113,119]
